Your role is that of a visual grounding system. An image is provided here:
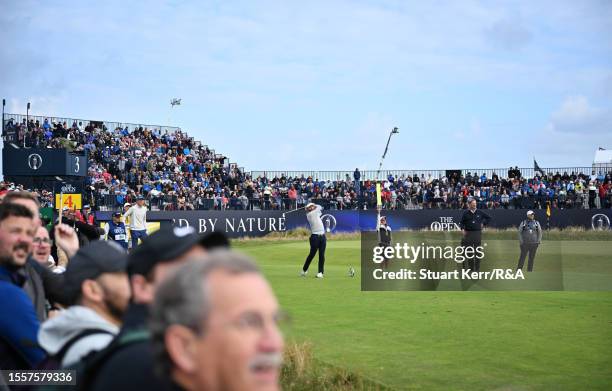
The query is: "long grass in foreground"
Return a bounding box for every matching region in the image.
[281,341,392,391]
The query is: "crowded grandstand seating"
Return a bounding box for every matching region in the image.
[2,116,612,211]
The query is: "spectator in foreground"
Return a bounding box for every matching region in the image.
[89,227,227,391]
[150,250,284,391]
[0,203,44,369]
[38,241,130,367]
[3,191,79,320]
[31,225,61,272]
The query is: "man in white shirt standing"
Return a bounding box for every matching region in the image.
[124,195,148,249]
[300,202,326,278]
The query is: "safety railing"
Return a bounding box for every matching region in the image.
[249,167,609,181]
[93,191,612,212]
[2,113,180,136]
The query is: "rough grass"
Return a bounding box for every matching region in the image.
[282,341,391,390]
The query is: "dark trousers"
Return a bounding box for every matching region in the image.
[517,243,538,271]
[131,229,148,248]
[303,234,326,274]
[462,231,482,272]
[379,243,391,269]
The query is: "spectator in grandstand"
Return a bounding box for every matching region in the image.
[38,241,130,368]
[150,250,284,391]
[0,203,45,369]
[89,227,228,391]
[75,204,95,225]
[55,206,103,249]
[125,196,148,248]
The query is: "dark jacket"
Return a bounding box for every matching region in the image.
[378,225,392,246]
[460,209,491,231]
[89,303,171,391]
[0,265,45,369]
[22,257,66,322]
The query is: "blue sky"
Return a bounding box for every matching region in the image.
[1,0,611,173]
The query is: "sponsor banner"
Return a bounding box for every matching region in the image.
[53,182,84,194]
[95,209,612,237]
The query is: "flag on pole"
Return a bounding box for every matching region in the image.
[376,182,382,208]
[534,158,544,177]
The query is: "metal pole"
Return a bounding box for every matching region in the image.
[375,127,399,181]
[25,102,30,148]
[1,99,5,138]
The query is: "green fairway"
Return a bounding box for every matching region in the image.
[233,237,612,391]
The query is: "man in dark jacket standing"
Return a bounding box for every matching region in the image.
[516,210,542,272]
[460,198,491,272]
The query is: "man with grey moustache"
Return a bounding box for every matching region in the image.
[150,250,285,391]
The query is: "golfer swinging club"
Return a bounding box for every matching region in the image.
[300,202,326,278]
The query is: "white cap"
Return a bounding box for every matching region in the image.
[306,202,316,208]
[527,210,534,216]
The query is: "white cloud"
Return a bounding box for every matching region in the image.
[547,96,612,134]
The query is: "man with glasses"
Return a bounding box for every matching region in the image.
[150,250,285,391]
[31,225,63,272]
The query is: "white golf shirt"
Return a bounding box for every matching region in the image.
[307,205,325,235]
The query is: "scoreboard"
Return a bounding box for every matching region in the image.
[2,148,87,177]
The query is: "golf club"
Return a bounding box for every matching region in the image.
[282,205,308,218]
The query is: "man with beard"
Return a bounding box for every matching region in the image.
[0,203,45,369]
[88,227,229,391]
[38,240,130,367]
[3,190,79,321]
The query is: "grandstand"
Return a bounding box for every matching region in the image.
[2,113,612,212]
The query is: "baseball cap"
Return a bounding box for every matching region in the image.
[127,225,230,276]
[527,210,535,216]
[83,204,91,209]
[136,195,145,200]
[63,241,128,304]
[113,211,122,217]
